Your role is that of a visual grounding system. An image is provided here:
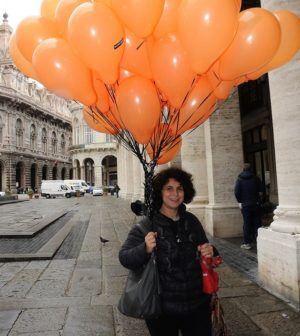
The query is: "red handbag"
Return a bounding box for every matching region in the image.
[200,255,222,294]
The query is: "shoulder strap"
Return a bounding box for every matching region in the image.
[136,216,152,236]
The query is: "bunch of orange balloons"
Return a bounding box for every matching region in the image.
[10,0,300,165]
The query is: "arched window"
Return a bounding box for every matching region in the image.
[42,128,47,153]
[30,124,36,149]
[51,131,57,154]
[16,118,23,147]
[61,134,66,154]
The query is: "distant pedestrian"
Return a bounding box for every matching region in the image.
[114,184,120,198]
[234,163,263,250]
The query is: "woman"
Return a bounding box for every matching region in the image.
[119,167,217,336]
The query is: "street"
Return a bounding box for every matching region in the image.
[0,196,299,335]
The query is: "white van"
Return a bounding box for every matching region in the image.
[41,180,73,199]
[64,180,86,195]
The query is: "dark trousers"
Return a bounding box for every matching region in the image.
[241,204,261,244]
[145,304,212,336]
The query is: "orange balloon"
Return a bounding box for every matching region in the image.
[235,0,242,12]
[9,33,38,80]
[218,8,281,80]
[177,0,238,74]
[234,75,248,86]
[55,0,88,39]
[120,29,153,79]
[205,61,221,90]
[106,106,123,130]
[32,38,96,106]
[213,80,234,100]
[153,0,181,39]
[170,77,217,134]
[247,10,300,80]
[68,2,125,84]
[15,16,60,62]
[83,108,117,134]
[92,72,110,112]
[150,33,196,108]
[40,0,61,21]
[111,0,165,38]
[116,76,161,144]
[147,133,182,165]
[92,0,112,6]
[206,60,244,91]
[118,68,135,83]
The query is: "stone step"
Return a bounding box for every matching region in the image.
[0,210,68,238]
[0,216,75,262]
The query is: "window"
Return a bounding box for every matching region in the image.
[105,134,115,143]
[61,134,66,154]
[51,131,57,154]
[84,125,93,144]
[42,128,47,152]
[74,126,80,145]
[16,118,23,147]
[30,124,36,149]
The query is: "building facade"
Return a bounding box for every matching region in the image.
[68,102,119,189]
[0,15,72,193]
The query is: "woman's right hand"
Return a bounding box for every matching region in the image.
[145,231,157,253]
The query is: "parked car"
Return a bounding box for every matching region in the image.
[0,191,5,197]
[92,186,104,196]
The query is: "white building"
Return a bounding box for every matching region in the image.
[0,14,72,193]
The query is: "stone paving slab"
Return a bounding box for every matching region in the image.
[8,307,66,334]
[63,306,115,336]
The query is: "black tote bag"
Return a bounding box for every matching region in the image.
[118,252,162,319]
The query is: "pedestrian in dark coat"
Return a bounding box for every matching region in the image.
[114,184,120,198]
[119,167,218,336]
[234,163,263,249]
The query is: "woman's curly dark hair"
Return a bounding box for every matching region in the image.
[152,167,195,210]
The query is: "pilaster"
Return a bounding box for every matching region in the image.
[204,91,244,237]
[182,125,208,223]
[94,164,103,187]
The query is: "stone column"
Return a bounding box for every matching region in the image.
[258,0,300,310]
[94,164,102,187]
[125,151,134,199]
[80,166,84,180]
[182,125,208,223]
[132,155,143,201]
[204,91,244,237]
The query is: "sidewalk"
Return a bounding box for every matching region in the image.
[0,196,299,335]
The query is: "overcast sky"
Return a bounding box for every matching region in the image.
[1,0,41,30]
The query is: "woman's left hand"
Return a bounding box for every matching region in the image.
[198,243,214,258]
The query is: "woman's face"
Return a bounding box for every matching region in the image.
[161,178,184,212]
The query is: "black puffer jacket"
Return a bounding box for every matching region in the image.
[119,206,214,316]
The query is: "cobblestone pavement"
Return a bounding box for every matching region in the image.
[0,196,299,335]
